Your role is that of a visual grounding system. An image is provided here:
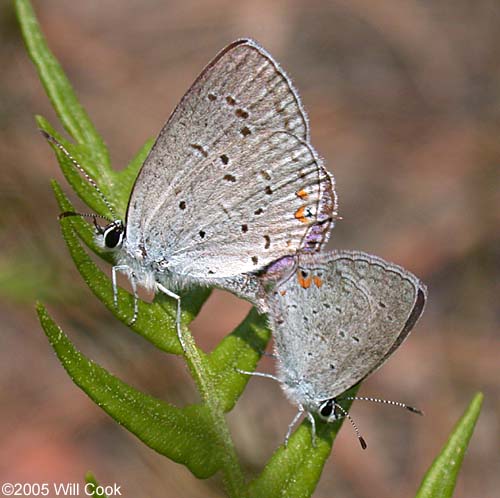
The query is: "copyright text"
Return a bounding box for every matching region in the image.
[1,482,122,496]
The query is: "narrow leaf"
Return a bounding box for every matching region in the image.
[37,304,223,478]
[415,392,483,498]
[249,387,358,498]
[208,309,270,412]
[39,116,119,220]
[114,138,154,211]
[15,0,110,168]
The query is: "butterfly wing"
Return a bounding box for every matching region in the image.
[125,39,335,279]
[267,250,427,401]
[163,131,334,277]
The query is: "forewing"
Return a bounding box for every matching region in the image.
[267,250,426,400]
[126,39,334,268]
[157,131,333,277]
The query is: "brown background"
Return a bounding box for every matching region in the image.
[1,1,499,497]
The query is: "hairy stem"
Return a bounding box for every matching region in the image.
[179,324,248,497]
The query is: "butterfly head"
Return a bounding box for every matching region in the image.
[59,210,125,252]
[317,398,343,422]
[98,219,125,250]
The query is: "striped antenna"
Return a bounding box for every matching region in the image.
[334,402,367,450]
[344,396,424,416]
[40,129,117,219]
[58,211,114,233]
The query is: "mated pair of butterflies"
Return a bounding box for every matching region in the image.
[45,39,427,449]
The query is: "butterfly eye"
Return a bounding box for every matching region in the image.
[103,222,124,249]
[319,399,335,419]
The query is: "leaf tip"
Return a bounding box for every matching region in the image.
[35,300,46,317]
[84,471,96,484]
[471,391,484,407]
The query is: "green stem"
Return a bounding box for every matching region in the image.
[179,323,248,497]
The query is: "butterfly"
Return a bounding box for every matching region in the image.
[239,250,427,447]
[43,39,336,350]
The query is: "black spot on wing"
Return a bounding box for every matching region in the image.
[240,126,251,137]
[190,143,208,157]
[235,108,249,119]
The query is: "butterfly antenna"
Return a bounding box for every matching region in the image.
[344,396,424,416]
[334,402,367,450]
[40,129,117,219]
[58,211,114,233]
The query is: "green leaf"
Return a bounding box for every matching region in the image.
[37,115,120,220]
[114,138,154,212]
[415,392,483,498]
[249,386,358,498]
[15,0,110,169]
[37,304,223,478]
[208,309,270,412]
[84,474,108,498]
[52,180,115,263]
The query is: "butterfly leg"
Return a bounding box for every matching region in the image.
[129,273,139,325]
[155,283,184,352]
[112,265,140,325]
[307,411,317,448]
[285,404,305,447]
[112,264,132,307]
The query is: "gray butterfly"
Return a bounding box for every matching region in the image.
[46,39,336,349]
[239,250,427,447]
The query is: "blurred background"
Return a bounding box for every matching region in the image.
[1,0,499,497]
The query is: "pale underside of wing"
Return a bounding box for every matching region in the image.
[125,39,335,279]
[268,250,426,401]
[143,131,332,278]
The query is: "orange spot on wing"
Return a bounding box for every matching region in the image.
[297,272,312,289]
[294,206,308,224]
[296,189,308,199]
[313,276,323,288]
[279,290,287,296]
